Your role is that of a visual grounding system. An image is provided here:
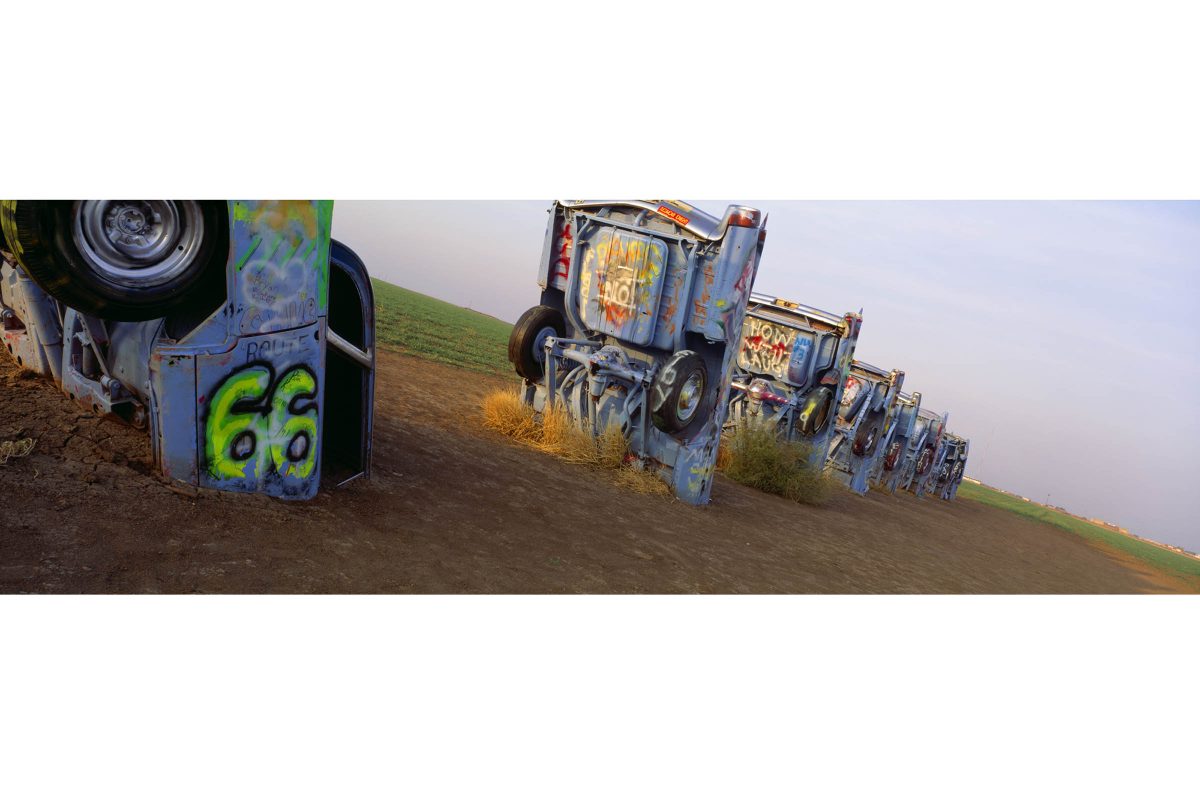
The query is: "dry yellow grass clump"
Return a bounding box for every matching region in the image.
[717,423,830,505]
[481,389,669,496]
[0,437,35,466]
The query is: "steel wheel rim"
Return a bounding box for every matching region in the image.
[675,370,705,423]
[532,326,557,363]
[72,200,205,288]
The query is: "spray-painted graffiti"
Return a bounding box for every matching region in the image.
[233,201,333,335]
[718,254,757,342]
[915,445,934,475]
[553,222,573,282]
[739,316,797,379]
[841,376,862,408]
[687,460,715,497]
[205,363,319,481]
[241,257,319,332]
[884,439,904,470]
[581,229,666,343]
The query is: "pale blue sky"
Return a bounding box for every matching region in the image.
[335,201,1200,553]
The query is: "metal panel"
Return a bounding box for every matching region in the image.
[0,261,63,381]
[578,227,668,346]
[195,321,326,499]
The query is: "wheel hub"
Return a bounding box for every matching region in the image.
[73,200,205,287]
[676,371,704,422]
[532,326,557,363]
[114,206,151,236]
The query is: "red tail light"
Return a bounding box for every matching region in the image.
[727,207,761,228]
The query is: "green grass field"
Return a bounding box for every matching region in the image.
[372,278,513,377]
[958,481,1200,586]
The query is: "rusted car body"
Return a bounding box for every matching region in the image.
[509,200,765,504]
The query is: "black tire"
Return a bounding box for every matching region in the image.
[1,200,228,321]
[650,350,709,434]
[797,386,834,436]
[508,305,566,381]
[852,422,879,456]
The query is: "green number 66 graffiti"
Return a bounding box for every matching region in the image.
[205,364,319,481]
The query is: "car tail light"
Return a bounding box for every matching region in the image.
[727,207,761,228]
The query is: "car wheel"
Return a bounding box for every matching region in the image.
[650,350,709,434]
[1,200,227,321]
[852,423,879,456]
[508,305,566,381]
[798,386,834,436]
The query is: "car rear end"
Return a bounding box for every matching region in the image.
[510,200,766,504]
[727,294,861,471]
[826,360,905,495]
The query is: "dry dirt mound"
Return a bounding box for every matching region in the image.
[0,349,1191,593]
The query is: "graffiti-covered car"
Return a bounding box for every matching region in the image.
[872,389,923,494]
[826,361,904,495]
[508,200,765,504]
[0,200,375,499]
[933,433,969,501]
[901,406,949,498]
[725,294,861,470]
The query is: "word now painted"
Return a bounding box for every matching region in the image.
[739,316,797,380]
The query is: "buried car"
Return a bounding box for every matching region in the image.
[725,294,861,470]
[508,200,766,504]
[900,405,950,498]
[0,200,375,499]
[932,432,970,501]
[825,361,904,495]
[872,389,924,494]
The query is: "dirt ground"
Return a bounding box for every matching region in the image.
[0,349,1193,594]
